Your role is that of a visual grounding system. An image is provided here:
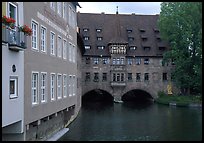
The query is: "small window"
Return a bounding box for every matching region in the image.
[10,76,18,99]
[102,73,107,81]
[127,29,132,33]
[144,73,149,81]
[85,72,90,81]
[97,46,105,50]
[97,37,103,41]
[93,73,99,82]
[85,45,91,50]
[163,73,167,81]
[93,57,99,64]
[96,29,102,32]
[86,57,90,64]
[136,58,141,65]
[127,58,133,65]
[139,29,145,32]
[144,58,149,65]
[128,73,133,81]
[128,37,134,41]
[83,28,89,32]
[129,46,136,50]
[144,47,150,51]
[159,47,165,51]
[84,36,89,40]
[136,73,141,82]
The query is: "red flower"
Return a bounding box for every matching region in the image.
[2,15,16,29]
[19,25,32,36]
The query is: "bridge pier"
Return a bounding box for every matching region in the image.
[112,87,124,103]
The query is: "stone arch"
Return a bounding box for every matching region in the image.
[121,88,154,101]
[82,88,114,103]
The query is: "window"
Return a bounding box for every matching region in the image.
[97,37,103,41]
[93,57,99,64]
[121,58,125,65]
[40,26,46,53]
[144,73,149,81]
[31,20,38,50]
[97,46,105,50]
[62,2,66,19]
[63,74,67,98]
[69,43,72,62]
[116,73,120,82]
[102,73,107,81]
[68,75,72,96]
[73,75,76,96]
[144,58,149,65]
[121,73,125,82]
[163,73,167,81]
[57,36,62,58]
[41,72,47,103]
[136,58,141,65]
[127,58,133,65]
[128,37,134,41]
[72,45,76,63]
[57,2,62,16]
[32,72,39,105]
[96,29,102,32]
[130,46,136,50]
[116,58,120,65]
[57,74,62,99]
[83,28,89,32]
[8,3,17,26]
[112,58,116,65]
[144,47,150,51]
[63,39,67,59]
[85,72,90,81]
[93,73,99,82]
[136,73,141,82]
[128,73,132,81]
[10,76,18,99]
[113,73,116,82]
[86,57,90,64]
[85,45,91,50]
[50,73,56,101]
[103,58,108,64]
[84,36,89,40]
[50,2,55,11]
[50,32,55,55]
[127,29,132,33]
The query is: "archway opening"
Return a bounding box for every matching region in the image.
[122,89,154,108]
[82,89,114,110]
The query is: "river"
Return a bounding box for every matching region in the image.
[59,101,202,141]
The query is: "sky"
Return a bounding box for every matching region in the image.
[77,2,162,15]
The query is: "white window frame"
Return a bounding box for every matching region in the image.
[85,45,91,50]
[9,76,18,99]
[41,72,47,103]
[63,74,67,98]
[57,35,62,58]
[57,74,62,99]
[63,39,67,60]
[8,2,17,27]
[68,75,72,96]
[50,73,56,101]
[72,45,75,63]
[50,31,55,56]
[32,72,39,105]
[40,25,47,53]
[31,20,39,51]
[73,75,76,96]
[57,2,62,16]
[50,2,55,11]
[69,42,72,62]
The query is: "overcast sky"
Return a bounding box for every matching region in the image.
[77,2,162,15]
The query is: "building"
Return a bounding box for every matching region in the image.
[2,2,26,140]
[77,12,176,101]
[2,2,83,141]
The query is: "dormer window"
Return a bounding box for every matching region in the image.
[159,46,165,51]
[85,45,91,49]
[84,36,89,40]
[128,37,134,41]
[97,37,103,41]
[139,29,145,32]
[97,46,105,50]
[129,46,137,50]
[144,47,151,51]
[83,28,89,32]
[127,29,132,33]
[96,29,102,32]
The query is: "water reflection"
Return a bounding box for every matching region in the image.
[59,101,202,141]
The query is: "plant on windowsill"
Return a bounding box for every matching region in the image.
[2,15,15,29]
[18,25,32,36]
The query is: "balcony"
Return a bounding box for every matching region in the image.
[111,81,126,87]
[2,25,27,51]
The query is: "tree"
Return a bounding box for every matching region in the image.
[158,2,202,95]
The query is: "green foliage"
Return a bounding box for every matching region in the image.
[158,2,202,95]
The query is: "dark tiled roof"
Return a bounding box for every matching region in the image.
[77,12,170,57]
